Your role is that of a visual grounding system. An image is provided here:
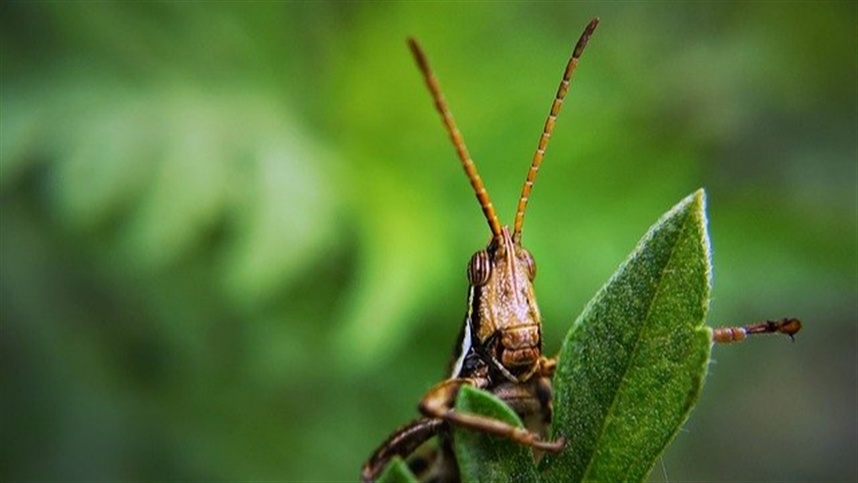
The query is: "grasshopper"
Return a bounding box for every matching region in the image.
[360,17,801,483]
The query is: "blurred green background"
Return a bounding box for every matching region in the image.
[1,3,855,482]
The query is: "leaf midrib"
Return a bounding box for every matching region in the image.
[578,207,694,481]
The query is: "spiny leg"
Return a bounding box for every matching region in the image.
[418,378,565,452]
[712,317,802,344]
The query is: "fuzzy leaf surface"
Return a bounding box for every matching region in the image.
[541,189,713,482]
[452,385,539,482]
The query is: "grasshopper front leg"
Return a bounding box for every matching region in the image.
[418,377,566,452]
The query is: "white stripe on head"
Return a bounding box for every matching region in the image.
[450,287,475,378]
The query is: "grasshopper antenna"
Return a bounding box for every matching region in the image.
[408,37,503,239]
[513,17,600,241]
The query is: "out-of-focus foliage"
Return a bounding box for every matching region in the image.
[1,3,855,482]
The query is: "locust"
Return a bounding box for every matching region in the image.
[360,17,801,483]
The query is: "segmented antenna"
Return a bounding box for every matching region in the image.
[408,38,503,238]
[513,17,600,240]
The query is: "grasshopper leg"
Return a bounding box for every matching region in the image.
[361,417,446,483]
[712,318,802,344]
[418,378,566,452]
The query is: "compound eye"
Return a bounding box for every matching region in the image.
[467,250,491,286]
[519,249,536,280]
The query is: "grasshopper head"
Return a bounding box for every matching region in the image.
[466,227,543,378]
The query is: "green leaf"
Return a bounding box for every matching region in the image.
[541,189,713,482]
[453,385,539,482]
[376,456,419,483]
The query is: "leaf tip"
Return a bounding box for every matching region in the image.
[691,188,712,279]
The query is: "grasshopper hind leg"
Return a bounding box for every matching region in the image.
[361,418,442,482]
[405,431,460,483]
